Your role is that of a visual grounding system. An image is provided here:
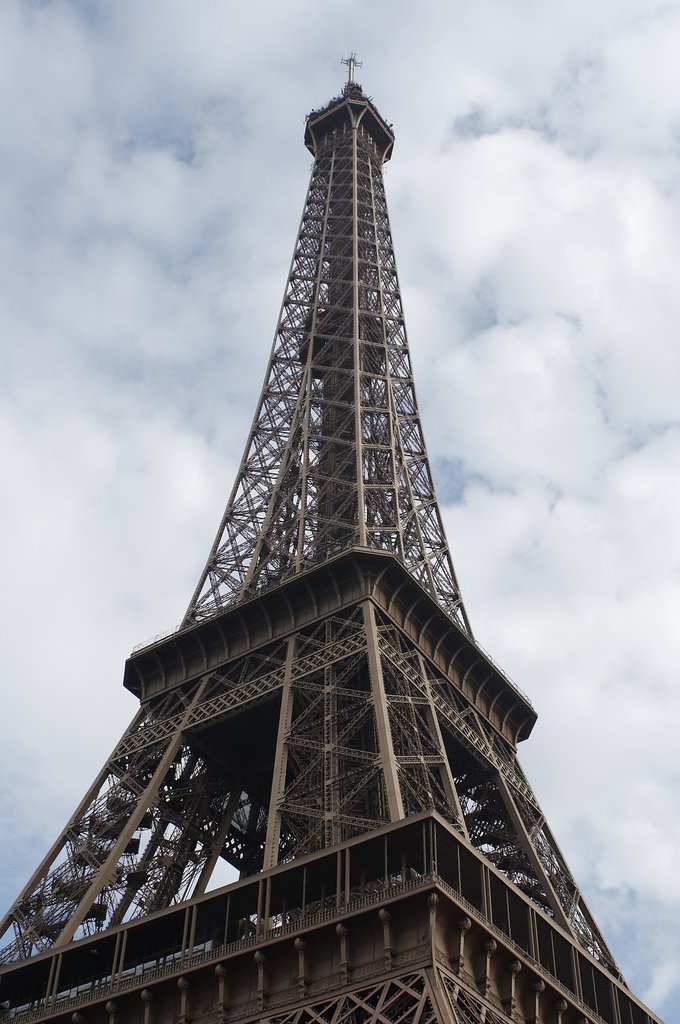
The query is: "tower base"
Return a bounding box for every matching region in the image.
[0,814,660,1024]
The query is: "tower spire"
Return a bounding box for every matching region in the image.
[183,85,471,634]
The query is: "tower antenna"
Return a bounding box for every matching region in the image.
[341,52,362,85]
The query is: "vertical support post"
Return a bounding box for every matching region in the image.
[322,619,339,848]
[223,894,231,946]
[481,863,490,920]
[427,893,439,980]
[177,977,191,1024]
[336,850,342,909]
[363,602,404,821]
[422,820,428,876]
[264,875,272,927]
[110,930,123,983]
[254,951,267,1008]
[295,938,308,994]
[188,904,198,957]
[430,817,437,877]
[336,923,351,983]
[181,906,191,961]
[215,964,229,1022]
[263,637,296,869]
[45,953,59,1005]
[571,945,583,1002]
[379,908,393,969]
[350,110,367,548]
[48,952,63,1005]
[116,929,128,983]
[256,879,264,937]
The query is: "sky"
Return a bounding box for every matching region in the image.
[1,0,678,1018]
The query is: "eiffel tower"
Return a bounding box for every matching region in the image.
[0,63,662,1024]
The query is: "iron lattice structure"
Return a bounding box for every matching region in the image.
[0,78,663,1024]
[183,84,470,634]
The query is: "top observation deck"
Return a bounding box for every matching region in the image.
[304,82,395,162]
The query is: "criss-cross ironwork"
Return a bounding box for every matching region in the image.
[183,84,471,634]
[0,77,660,1024]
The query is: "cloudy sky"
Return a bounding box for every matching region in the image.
[1,0,678,1017]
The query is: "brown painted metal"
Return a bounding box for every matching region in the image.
[182,84,469,633]
[0,74,661,1024]
[0,816,662,1024]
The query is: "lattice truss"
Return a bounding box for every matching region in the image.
[185,95,470,633]
[0,604,615,973]
[0,642,289,963]
[260,969,512,1024]
[264,972,441,1024]
[267,607,463,864]
[438,972,528,1024]
[371,611,617,972]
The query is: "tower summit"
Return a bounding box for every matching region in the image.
[183,72,463,631]
[0,74,662,1024]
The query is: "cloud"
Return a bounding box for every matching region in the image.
[0,0,678,1018]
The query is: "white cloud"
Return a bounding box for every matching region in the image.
[0,0,677,1018]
